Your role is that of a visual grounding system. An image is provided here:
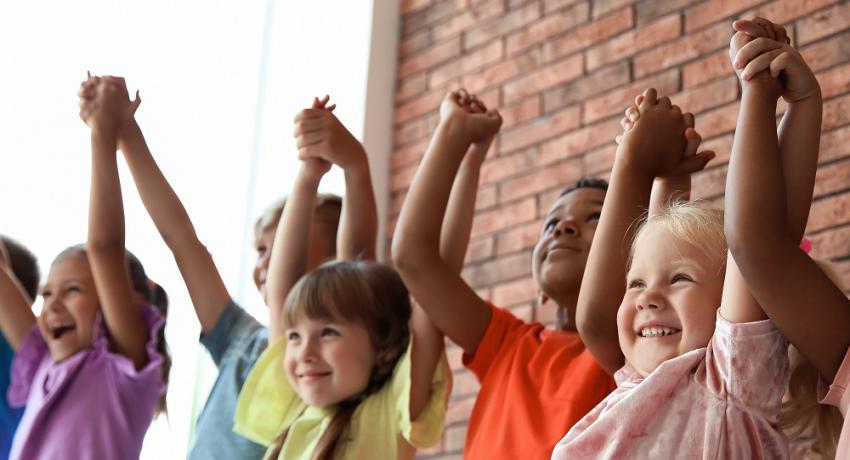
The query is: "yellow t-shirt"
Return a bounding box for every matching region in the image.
[233,337,450,460]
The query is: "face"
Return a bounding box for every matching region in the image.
[283,315,376,407]
[617,225,724,377]
[532,187,605,307]
[37,252,100,362]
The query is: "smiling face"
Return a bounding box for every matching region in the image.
[532,187,605,326]
[617,225,724,377]
[37,251,100,362]
[283,315,376,408]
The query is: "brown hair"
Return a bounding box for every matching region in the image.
[0,236,40,301]
[54,245,171,415]
[267,260,411,460]
[780,259,844,458]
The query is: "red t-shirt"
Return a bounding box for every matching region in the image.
[462,303,616,460]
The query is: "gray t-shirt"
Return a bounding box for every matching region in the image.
[188,302,269,460]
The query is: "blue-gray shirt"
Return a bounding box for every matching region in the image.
[188,302,269,460]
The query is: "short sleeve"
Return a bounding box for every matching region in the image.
[8,324,48,407]
[105,305,166,389]
[818,346,850,416]
[462,303,526,382]
[390,340,451,449]
[200,301,264,366]
[704,311,788,416]
[233,339,305,446]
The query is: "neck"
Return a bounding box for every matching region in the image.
[545,289,579,332]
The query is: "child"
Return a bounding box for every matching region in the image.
[723,17,850,459]
[0,237,38,460]
[551,85,791,457]
[232,103,450,459]
[0,76,166,460]
[78,74,370,459]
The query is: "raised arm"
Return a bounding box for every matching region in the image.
[725,21,850,379]
[392,91,501,356]
[0,242,36,350]
[577,89,713,375]
[84,77,149,369]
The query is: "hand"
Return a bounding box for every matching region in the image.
[438,89,502,145]
[732,18,819,103]
[81,74,141,136]
[729,18,783,98]
[616,93,715,178]
[293,96,364,171]
[460,91,499,167]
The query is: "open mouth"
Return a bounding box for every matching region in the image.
[49,321,76,340]
[638,326,681,338]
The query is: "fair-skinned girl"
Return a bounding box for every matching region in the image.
[724,17,850,459]
[552,81,790,457]
[231,102,450,459]
[0,76,166,459]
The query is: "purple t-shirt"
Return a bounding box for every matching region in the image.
[7,305,164,460]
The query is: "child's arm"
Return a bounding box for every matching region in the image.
[85,77,149,369]
[577,89,714,375]
[298,96,378,261]
[725,21,850,379]
[0,242,36,350]
[392,91,502,357]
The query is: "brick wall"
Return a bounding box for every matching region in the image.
[388,1,850,458]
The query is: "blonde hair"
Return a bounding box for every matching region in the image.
[253,194,343,245]
[630,200,727,272]
[781,259,844,459]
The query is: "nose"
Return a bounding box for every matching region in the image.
[44,295,63,313]
[297,337,319,363]
[553,218,579,238]
[636,288,663,311]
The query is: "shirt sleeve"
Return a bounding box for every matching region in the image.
[201,301,264,366]
[461,303,526,382]
[8,324,47,407]
[233,339,305,446]
[391,339,452,449]
[703,311,789,418]
[818,346,850,417]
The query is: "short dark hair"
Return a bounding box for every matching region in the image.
[1,236,40,301]
[559,178,609,198]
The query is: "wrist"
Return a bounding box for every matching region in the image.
[296,163,325,187]
[612,147,656,184]
[91,126,119,147]
[437,113,474,144]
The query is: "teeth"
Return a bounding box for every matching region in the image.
[639,327,678,338]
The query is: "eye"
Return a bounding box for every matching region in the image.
[586,212,601,222]
[41,290,52,299]
[628,279,645,289]
[287,331,301,341]
[321,327,339,337]
[671,274,692,284]
[65,285,81,294]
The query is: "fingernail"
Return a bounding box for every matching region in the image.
[628,112,638,122]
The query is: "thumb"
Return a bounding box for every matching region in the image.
[673,150,715,176]
[683,127,701,158]
[129,90,142,114]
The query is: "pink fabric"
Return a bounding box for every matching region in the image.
[552,311,790,459]
[819,346,850,459]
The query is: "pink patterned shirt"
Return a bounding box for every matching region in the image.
[819,346,850,459]
[552,312,790,459]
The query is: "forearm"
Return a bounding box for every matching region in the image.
[778,89,822,242]
[338,156,378,261]
[577,154,653,374]
[88,131,125,252]
[649,175,690,217]
[408,305,444,418]
[267,166,321,342]
[0,267,36,350]
[440,154,483,274]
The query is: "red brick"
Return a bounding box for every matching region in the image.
[819,62,850,99]
[429,40,504,88]
[585,13,681,72]
[499,106,581,154]
[501,96,544,129]
[810,224,850,259]
[499,158,584,202]
[492,276,538,307]
[432,0,506,41]
[480,146,541,185]
[461,48,544,93]
[683,50,733,88]
[695,101,740,139]
[392,138,429,171]
[797,2,850,45]
[544,6,634,61]
[691,164,728,201]
[389,191,406,215]
[503,54,584,104]
[543,62,631,113]
[402,0,433,15]
[591,0,634,19]
[543,0,582,14]
[391,161,419,192]
[801,30,850,72]
[814,157,850,197]
[451,370,480,399]
[505,2,590,55]
[395,88,444,124]
[510,303,535,322]
[672,75,739,115]
[471,197,537,238]
[636,0,703,25]
[582,143,618,175]
[633,22,729,79]
[400,29,432,58]
[497,221,541,255]
[466,237,495,264]
[540,118,622,163]
[464,2,542,50]
[462,251,533,288]
[444,424,468,452]
[684,0,763,33]
[403,0,462,35]
[582,68,680,124]
[477,184,498,210]
[809,192,850,233]
[445,396,475,424]
[536,298,559,325]
[394,118,428,147]
[746,0,837,26]
[447,346,464,371]
[398,37,462,79]
[696,133,734,165]
[821,125,850,163]
[824,93,850,131]
[396,73,428,102]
